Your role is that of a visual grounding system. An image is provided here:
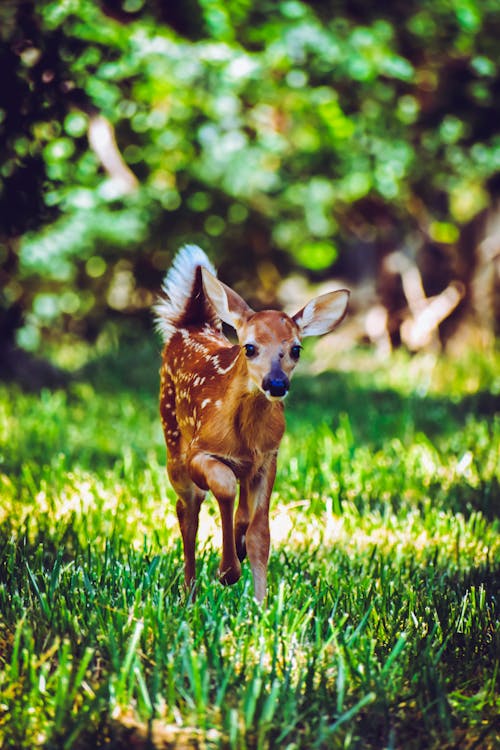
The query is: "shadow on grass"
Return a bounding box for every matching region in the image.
[288,370,500,446]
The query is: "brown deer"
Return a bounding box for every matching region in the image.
[155,245,349,602]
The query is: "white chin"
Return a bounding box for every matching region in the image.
[264,391,287,402]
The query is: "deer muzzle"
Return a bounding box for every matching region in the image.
[262,368,290,399]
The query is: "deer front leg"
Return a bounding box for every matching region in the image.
[244,455,277,603]
[235,482,249,562]
[188,451,241,586]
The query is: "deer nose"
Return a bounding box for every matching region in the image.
[262,372,290,398]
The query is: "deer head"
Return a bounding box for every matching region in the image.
[201,267,349,401]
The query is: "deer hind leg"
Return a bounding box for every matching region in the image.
[167,459,205,593]
[188,451,241,586]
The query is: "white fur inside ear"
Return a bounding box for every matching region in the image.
[294,290,349,337]
[201,267,235,328]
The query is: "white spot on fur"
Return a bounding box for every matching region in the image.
[211,354,238,375]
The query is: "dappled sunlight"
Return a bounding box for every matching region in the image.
[270,497,497,570]
[3,467,495,572]
[0,461,177,549]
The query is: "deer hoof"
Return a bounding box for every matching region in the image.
[218,562,242,586]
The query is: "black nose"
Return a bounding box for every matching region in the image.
[262,374,290,397]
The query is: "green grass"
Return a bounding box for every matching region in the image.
[0,343,499,749]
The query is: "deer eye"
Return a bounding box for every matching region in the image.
[244,343,258,358]
[290,344,301,360]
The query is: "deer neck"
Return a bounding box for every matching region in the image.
[228,357,285,453]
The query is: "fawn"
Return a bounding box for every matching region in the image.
[155,245,349,602]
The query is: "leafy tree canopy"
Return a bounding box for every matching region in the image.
[1,0,499,353]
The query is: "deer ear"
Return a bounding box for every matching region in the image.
[201,267,254,330]
[292,289,350,337]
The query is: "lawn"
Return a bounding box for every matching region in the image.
[0,341,499,749]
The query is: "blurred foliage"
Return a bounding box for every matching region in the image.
[1,0,500,353]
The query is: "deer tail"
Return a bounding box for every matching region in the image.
[154,244,220,344]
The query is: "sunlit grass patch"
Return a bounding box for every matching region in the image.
[0,347,499,749]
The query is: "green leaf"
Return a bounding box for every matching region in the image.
[294,241,338,271]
